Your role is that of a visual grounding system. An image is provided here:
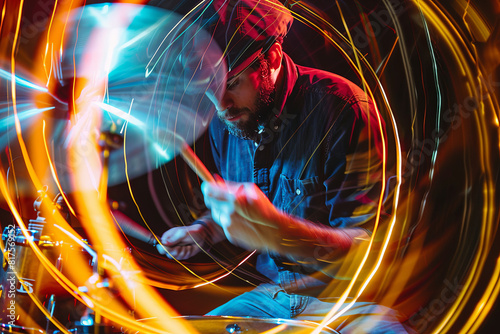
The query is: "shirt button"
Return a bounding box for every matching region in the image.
[258,145,265,151]
[296,188,301,195]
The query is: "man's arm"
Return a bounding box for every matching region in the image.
[201,181,370,265]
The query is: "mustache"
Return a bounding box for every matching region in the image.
[224,107,251,118]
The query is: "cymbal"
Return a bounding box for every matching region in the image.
[2,3,226,190]
[56,3,225,187]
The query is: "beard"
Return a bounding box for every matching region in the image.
[219,72,275,140]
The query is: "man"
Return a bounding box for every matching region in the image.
[159,1,412,332]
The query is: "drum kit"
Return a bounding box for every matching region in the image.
[0,3,338,334]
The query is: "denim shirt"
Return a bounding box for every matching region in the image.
[209,53,386,296]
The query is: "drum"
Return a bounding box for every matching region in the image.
[136,316,339,334]
[0,226,93,330]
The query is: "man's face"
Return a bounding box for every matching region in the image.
[217,59,275,140]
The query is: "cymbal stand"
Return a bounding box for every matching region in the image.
[97,125,124,202]
[29,187,56,333]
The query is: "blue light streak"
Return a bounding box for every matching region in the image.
[97,102,144,128]
[0,106,55,129]
[0,69,48,92]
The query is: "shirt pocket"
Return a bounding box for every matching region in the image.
[277,174,322,217]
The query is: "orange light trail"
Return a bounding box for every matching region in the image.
[42,119,77,217]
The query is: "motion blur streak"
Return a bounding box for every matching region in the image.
[1,0,500,333]
[309,3,393,332]
[411,1,499,333]
[42,120,76,217]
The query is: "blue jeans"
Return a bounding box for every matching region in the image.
[207,283,416,334]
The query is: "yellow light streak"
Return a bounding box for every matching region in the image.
[410,1,499,333]
[43,0,59,81]
[42,119,77,217]
[260,324,288,334]
[0,0,6,34]
[278,4,406,332]
[193,250,256,288]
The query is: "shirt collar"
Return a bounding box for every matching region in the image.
[253,52,298,144]
[274,52,298,118]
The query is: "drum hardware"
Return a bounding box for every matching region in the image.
[0,186,95,332]
[32,187,76,333]
[47,294,56,323]
[97,124,125,202]
[225,323,242,333]
[0,192,137,333]
[0,323,46,334]
[29,186,52,230]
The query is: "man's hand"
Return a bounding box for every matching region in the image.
[201,180,369,262]
[201,180,283,251]
[158,224,207,260]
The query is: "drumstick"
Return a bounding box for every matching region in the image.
[113,211,186,255]
[180,142,215,183]
[112,210,157,245]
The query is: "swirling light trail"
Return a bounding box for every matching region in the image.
[1,1,500,333]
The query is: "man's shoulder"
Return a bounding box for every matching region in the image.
[294,65,371,106]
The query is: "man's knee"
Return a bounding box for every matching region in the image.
[206,289,276,317]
